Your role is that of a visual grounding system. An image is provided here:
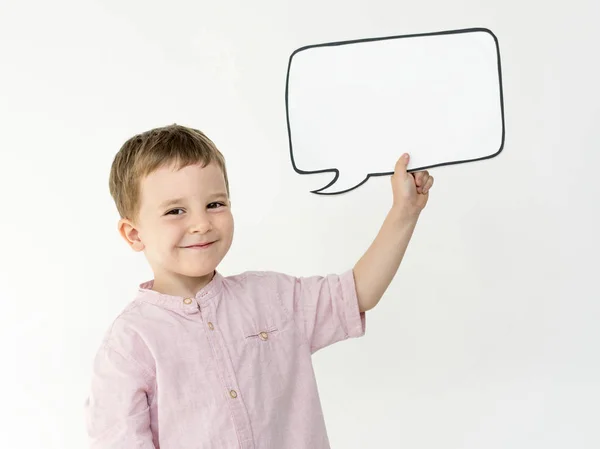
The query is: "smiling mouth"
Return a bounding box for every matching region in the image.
[183,242,215,249]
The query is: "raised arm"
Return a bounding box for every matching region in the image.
[353,153,434,312]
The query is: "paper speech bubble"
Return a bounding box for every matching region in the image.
[285,27,505,194]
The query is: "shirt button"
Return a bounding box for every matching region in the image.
[259,332,269,341]
[208,322,214,330]
[229,390,238,399]
[183,298,193,305]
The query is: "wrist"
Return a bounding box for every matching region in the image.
[388,205,420,227]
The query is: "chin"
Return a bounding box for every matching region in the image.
[175,247,229,276]
[181,259,221,276]
[180,266,216,278]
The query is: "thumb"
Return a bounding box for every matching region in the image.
[394,153,410,176]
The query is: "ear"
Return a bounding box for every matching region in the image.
[118,218,145,252]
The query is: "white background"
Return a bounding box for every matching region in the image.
[1,0,599,448]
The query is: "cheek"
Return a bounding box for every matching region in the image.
[154,222,185,247]
[217,213,234,237]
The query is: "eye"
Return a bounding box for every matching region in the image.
[165,208,185,215]
[207,202,226,209]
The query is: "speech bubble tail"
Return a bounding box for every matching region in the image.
[311,171,369,195]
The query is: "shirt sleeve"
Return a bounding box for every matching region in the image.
[272,268,366,354]
[84,338,157,449]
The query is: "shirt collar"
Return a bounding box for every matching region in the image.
[135,270,224,315]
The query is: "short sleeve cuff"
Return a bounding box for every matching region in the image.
[340,269,366,339]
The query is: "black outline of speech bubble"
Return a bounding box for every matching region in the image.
[284,27,506,195]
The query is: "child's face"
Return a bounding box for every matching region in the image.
[120,162,233,288]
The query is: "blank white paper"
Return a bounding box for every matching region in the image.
[285,28,505,194]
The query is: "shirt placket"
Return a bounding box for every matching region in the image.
[198,296,255,449]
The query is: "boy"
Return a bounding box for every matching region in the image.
[84,124,433,448]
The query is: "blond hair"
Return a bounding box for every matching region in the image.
[109,124,229,221]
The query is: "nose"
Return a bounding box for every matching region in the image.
[189,211,212,234]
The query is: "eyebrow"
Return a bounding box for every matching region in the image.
[158,193,228,210]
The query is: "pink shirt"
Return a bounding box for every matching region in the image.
[84,269,366,448]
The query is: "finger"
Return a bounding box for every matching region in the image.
[414,171,424,186]
[394,153,410,176]
[415,171,429,192]
[422,176,434,194]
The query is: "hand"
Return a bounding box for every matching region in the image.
[390,153,434,216]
